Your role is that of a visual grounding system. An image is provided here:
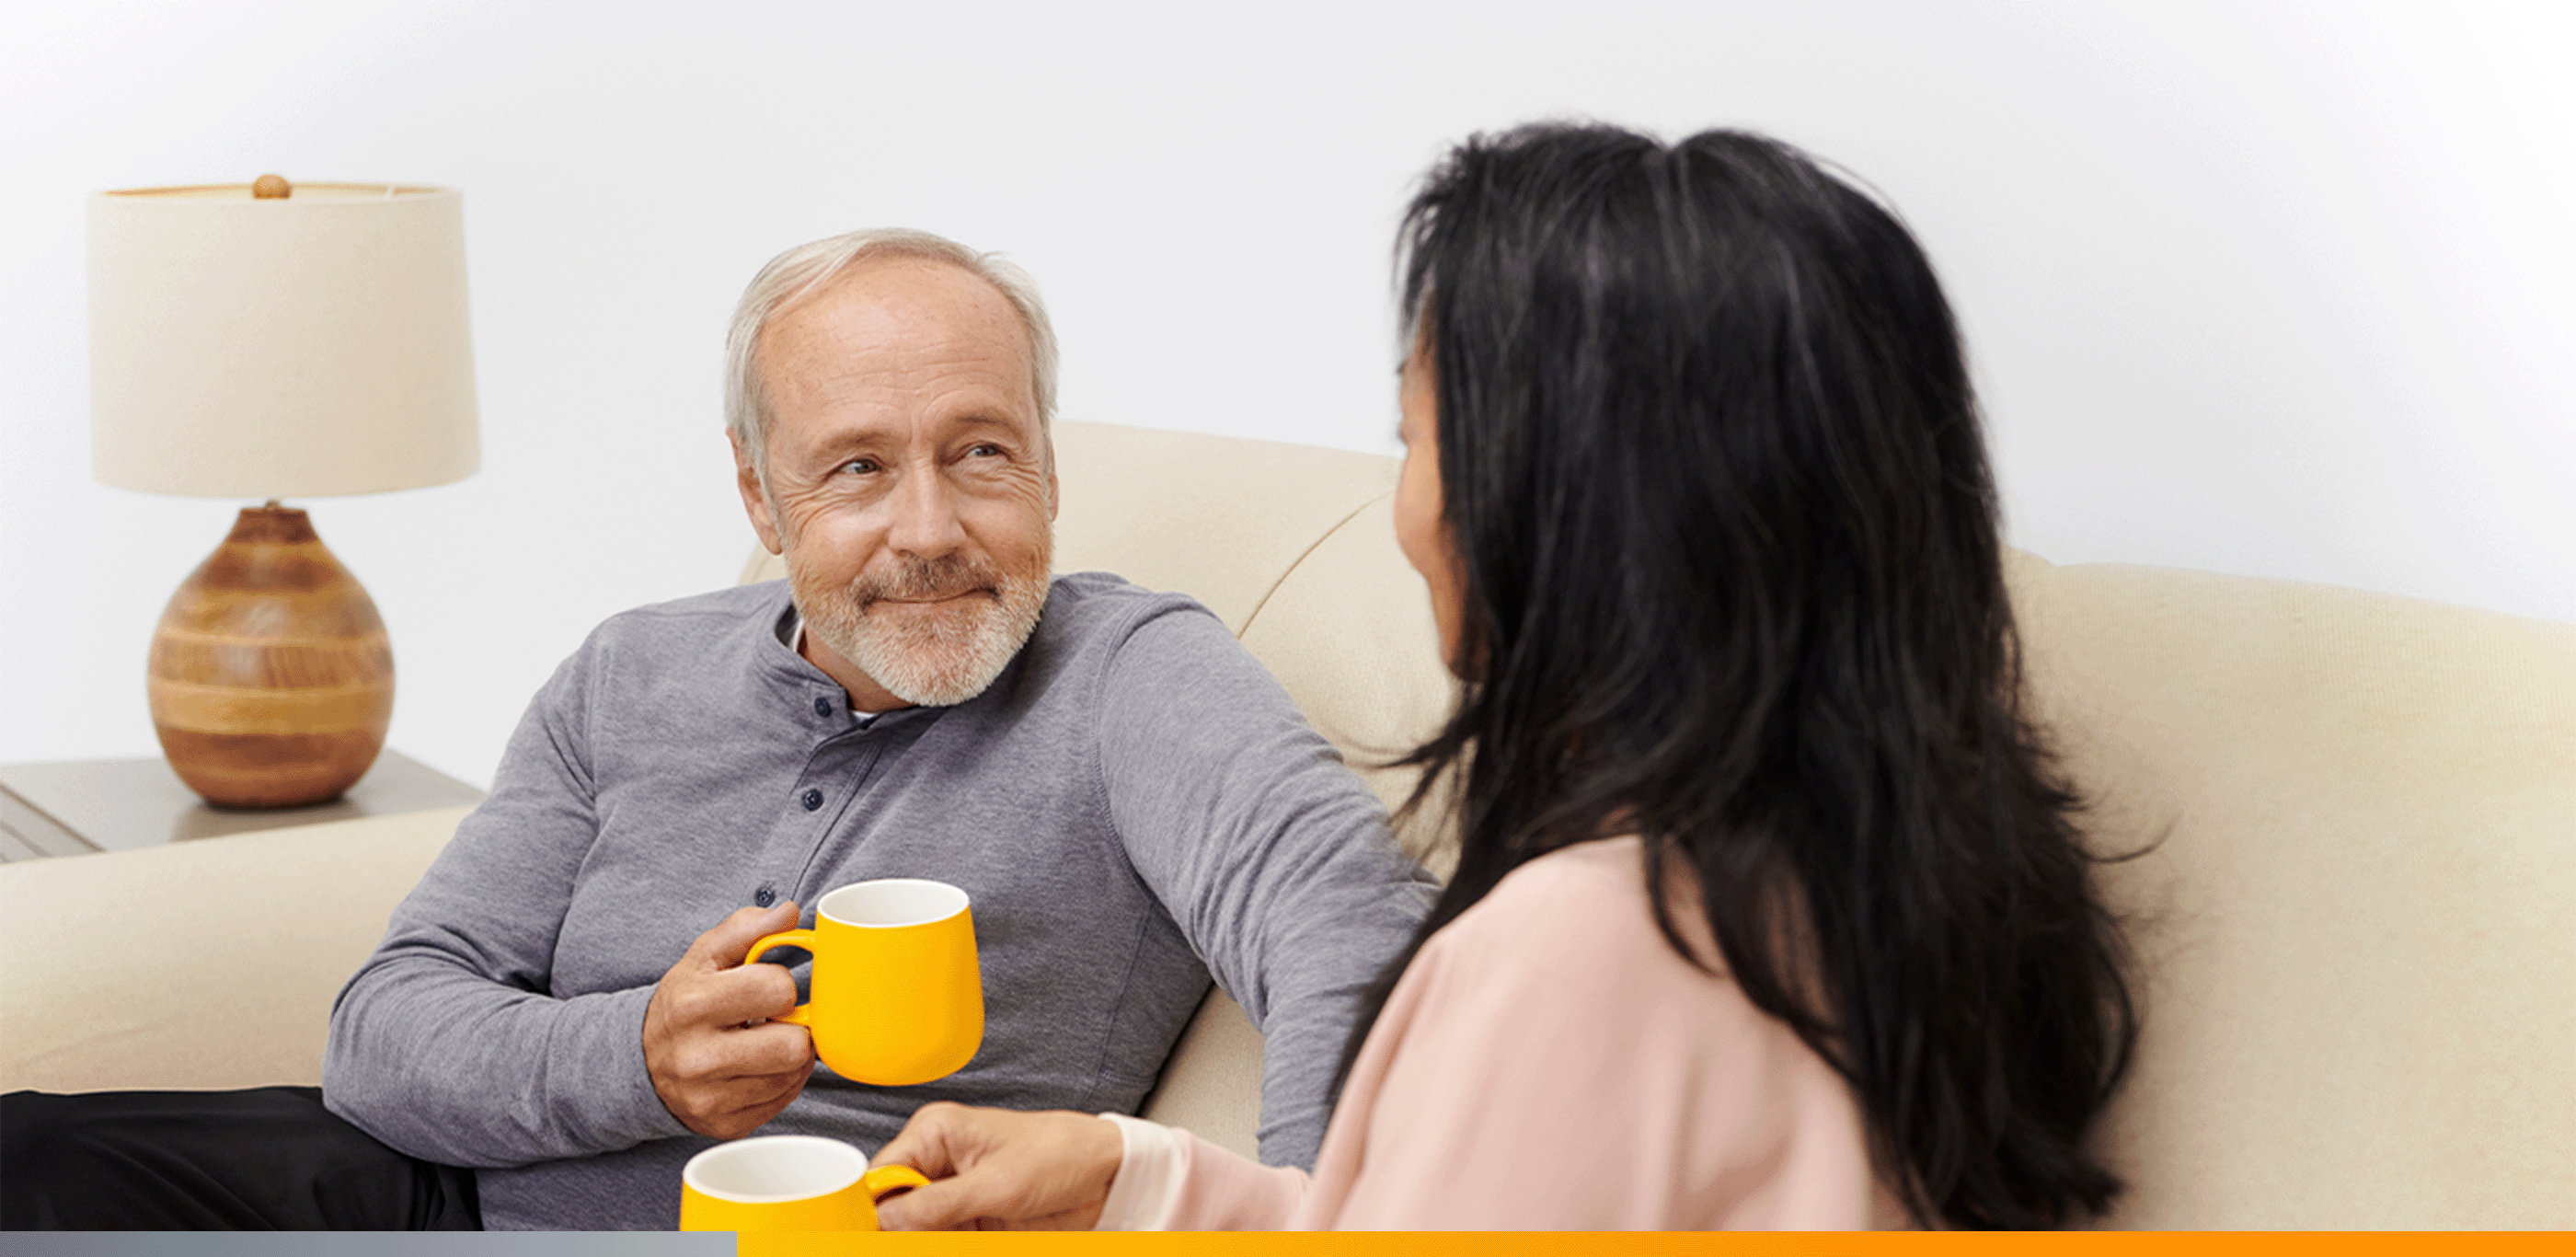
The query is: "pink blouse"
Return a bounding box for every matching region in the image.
[1095,836,1905,1229]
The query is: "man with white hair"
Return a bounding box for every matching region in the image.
[0,230,1434,1230]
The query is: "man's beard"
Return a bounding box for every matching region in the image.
[791,540,1051,708]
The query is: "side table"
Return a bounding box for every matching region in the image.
[0,750,487,860]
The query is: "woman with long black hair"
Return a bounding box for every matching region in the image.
[872,121,2138,1230]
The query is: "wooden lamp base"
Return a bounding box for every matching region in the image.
[146,505,395,809]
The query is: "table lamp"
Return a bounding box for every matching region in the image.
[89,176,479,809]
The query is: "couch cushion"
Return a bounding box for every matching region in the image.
[0,806,469,1093]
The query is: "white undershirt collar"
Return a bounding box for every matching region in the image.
[790,615,880,722]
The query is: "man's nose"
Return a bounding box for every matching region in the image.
[885,466,969,559]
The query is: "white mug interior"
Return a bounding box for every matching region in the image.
[818,878,970,929]
[683,1134,866,1204]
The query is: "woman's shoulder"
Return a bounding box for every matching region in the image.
[1427,836,1721,986]
[1478,835,1652,913]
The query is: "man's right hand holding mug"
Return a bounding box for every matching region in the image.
[644,901,817,1138]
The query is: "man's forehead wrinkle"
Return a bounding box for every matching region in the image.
[769,352,1034,437]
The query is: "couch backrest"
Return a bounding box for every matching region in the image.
[2007,553,2576,1228]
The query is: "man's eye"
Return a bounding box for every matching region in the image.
[840,459,879,475]
[968,444,1003,457]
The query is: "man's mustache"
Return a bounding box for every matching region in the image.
[853,556,1006,605]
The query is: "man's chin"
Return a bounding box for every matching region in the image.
[841,610,1029,707]
[858,652,1009,708]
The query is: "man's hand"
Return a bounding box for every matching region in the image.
[643,901,815,1139]
[871,1102,1124,1230]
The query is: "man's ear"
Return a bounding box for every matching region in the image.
[731,429,786,556]
[1044,437,1061,523]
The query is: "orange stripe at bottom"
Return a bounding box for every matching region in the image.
[730,1230,2564,1257]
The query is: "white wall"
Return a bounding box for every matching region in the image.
[5,1,2570,790]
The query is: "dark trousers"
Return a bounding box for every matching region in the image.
[0,1087,480,1229]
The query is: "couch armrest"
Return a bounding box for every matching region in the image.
[0,806,469,1094]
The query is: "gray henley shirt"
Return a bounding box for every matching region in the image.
[322,572,1436,1229]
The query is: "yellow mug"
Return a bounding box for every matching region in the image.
[678,1134,928,1231]
[744,878,983,1086]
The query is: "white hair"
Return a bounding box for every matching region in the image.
[724,227,1058,476]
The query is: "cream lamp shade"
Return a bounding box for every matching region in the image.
[88,181,479,497]
[88,178,479,810]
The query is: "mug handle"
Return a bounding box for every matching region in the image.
[742,928,818,1028]
[864,1164,931,1200]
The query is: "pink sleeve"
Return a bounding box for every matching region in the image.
[1094,1113,1309,1230]
[1161,1130,1312,1230]
[1307,844,1885,1229]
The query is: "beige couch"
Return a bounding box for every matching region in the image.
[6,421,2570,1228]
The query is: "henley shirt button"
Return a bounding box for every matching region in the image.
[801,788,824,811]
[753,887,776,908]
[812,696,833,718]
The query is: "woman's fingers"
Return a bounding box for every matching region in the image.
[872,1105,1124,1230]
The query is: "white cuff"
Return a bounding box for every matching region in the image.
[1092,1112,1191,1230]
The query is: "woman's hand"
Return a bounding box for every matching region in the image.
[870,1101,1124,1230]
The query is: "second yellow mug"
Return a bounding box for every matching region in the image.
[745,878,983,1086]
[679,1134,928,1230]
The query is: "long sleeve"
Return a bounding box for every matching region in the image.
[1095,1114,1307,1229]
[322,640,690,1167]
[1095,604,1437,1170]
